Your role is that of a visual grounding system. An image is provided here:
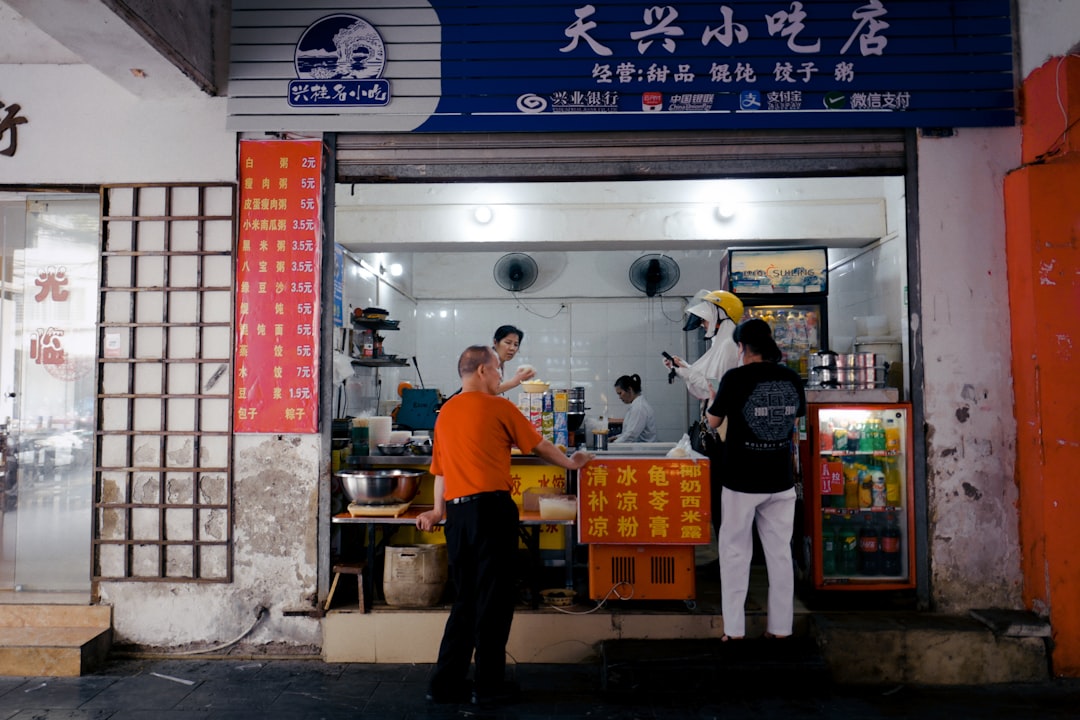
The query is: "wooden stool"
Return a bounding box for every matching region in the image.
[325,562,367,612]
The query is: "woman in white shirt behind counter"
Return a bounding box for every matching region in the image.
[611,374,657,443]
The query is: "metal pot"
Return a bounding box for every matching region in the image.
[809,352,839,387]
[809,365,840,388]
[337,469,424,506]
[854,352,878,368]
[810,350,838,370]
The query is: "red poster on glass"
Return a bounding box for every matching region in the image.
[577,458,711,545]
[233,139,322,433]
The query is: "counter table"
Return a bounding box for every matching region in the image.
[332,443,695,610]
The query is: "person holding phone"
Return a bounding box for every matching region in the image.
[663,290,744,407]
[663,290,744,540]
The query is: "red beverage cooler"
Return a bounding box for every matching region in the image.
[806,403,916,590]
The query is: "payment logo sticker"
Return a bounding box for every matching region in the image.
[739,91,761,111]
[824,92,848,110]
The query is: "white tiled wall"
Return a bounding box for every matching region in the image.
[409,297,698,443]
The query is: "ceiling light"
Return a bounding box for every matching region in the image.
[474,206,493,224]
[389,263,403,277]
[715,203,737,221]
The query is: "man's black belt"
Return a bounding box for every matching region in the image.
[448,490,510,505]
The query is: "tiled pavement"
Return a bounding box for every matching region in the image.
[0,654,1079,719]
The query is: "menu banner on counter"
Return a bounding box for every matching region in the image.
[233,139,323,433]
[578,458,710,545]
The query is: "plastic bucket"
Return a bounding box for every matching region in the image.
[383,544,448,607]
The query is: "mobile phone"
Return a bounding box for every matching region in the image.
[661,351,675,362]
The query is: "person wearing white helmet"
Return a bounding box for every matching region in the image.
[663,289,744,406]
[664,289,744,547]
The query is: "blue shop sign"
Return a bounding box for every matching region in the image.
[229,0,1016,132]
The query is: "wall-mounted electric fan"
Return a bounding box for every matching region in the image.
[493,253,539,292]
[628,254,680,297]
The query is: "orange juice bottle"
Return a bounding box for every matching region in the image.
[885,417,901,452]
[843,460,860,509]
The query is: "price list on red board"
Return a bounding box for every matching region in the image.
[233,139,322,433]
[577,458,711,545]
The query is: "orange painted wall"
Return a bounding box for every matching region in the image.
[1005,55,1080,677]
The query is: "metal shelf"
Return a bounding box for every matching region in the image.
[351,357,409,367]
[351,318,400,331]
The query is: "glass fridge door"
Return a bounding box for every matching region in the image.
[812,404,915,589]
[742,303,824,380]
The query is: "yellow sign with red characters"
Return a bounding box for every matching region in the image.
[409,464,570,551]
[578,458,711,545]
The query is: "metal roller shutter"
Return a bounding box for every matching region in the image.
[334,128,908,182]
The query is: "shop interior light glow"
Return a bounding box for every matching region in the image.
[474,205,493,224]
[715,203,737,221]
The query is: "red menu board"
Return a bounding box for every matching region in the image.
[578,458,711,545]
[233,139,323,433]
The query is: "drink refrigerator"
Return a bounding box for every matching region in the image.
[721,247,829,381]
[806,403,916,590]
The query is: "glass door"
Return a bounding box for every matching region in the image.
[0,195,99,595]
[809,403,915,590]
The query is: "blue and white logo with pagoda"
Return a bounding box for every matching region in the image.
[289,14,390,108]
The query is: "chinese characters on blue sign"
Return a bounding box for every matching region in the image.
[427,0,1014,130]
[228,0,1014,133]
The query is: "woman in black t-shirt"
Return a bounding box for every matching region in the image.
[706,319,806,641]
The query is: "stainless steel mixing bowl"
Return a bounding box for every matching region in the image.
[336,469,424,506]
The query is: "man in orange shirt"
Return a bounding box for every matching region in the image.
[417,345,593,707]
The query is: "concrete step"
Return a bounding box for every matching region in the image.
[0,604,112,677]
[812,611,1050,684]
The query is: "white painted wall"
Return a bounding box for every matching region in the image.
[1,64,325,651]
[0,65,234,184]
[1017,0,1080,78]
[909,0,1080,613]
[917,126,1023,611]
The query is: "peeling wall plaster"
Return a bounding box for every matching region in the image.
[99,435,323,649]
[918,127,1024,612]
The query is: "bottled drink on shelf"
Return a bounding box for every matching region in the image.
[885,416,901,452]
[833,422,847,452]
[858,465,873,509]
[805,310,820,349]
[820,419,834,452]
[792,312,809,376]
[821,519,837,576]
[846,423,861,453]
[772,310,788,346]
[843,460,860,509]
[857,521,881,575]
[838,520,859,575]
[881,515,902,575]
[870,464,887,508]
[859,420,875,453]
[872,418,887,452]
[883,456,903,506]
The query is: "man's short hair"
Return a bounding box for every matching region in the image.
[458,345,495,377]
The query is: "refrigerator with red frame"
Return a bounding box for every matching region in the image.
[806,402,916,590]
